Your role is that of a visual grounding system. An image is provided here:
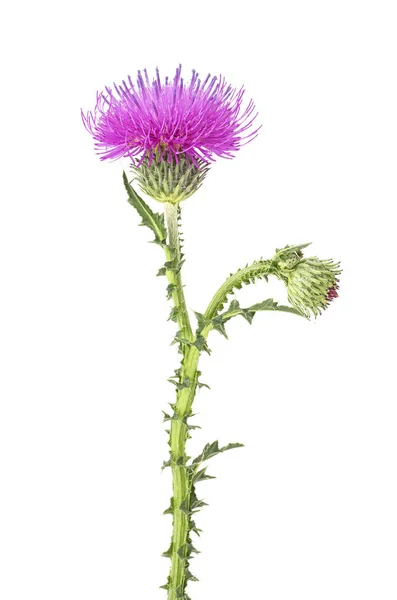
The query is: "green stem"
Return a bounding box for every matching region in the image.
[203,260,272,322]
[164,202,200,600]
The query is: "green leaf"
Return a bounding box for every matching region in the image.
[166,283,177,299]
[162,411,172,422]
[123,174,167,243]
[179,499,190,516]
[193,467,216,484]
[186,569,199,582]
[194,311,208,334]
[191,498,208,511]
[193,335,206,352]
[167,376,190,390]
[123,172,167,245]
[192,441,244,465]
[159,577,170,590]
[219,297,304,329]
[197,381,210,390]
[163,498,174,515]
[189,520,202,536]
[162,543,173,558]
[211,315,229,339]
[177,543,200,559]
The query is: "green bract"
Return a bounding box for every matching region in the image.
[131,152,210,204]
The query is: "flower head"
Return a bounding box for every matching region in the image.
[81,65,259,165]
[272,245,341,318]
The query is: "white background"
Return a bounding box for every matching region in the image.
[1,1,396,599]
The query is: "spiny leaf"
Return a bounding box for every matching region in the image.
[197,381,210,390]
[167,283,177,299]
[172,334,194,349]
[219,297,303,328]
[159,577,170,590]
[167,376,190,390]
[193,467,216,484]
[191,498,208,511]
[211,315,229,339]
[179,499,190,516]
[194,311,208,334]
[186,569,199,582]
[162,543,173,558]
[193,335,206,352]
[123,172,167,245]
[177,543,200,560]
[163,498,174,515]
[187,422,201,430]
[168,306,180,322]
[192,441,244,465]
[189,520,202,536]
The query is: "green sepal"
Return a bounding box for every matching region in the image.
[123,172,167,245]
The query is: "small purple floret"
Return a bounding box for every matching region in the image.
[82,65,259,164]
[326,281,339,303]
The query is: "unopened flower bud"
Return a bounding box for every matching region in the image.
[272,245,341,318]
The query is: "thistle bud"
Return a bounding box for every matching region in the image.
[272,245,341,318]
[131,151,209,204]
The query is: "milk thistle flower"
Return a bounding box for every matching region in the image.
[82,65,259,203]
[82,65,341,600]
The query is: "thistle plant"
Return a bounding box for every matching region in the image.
[82,65,341,600]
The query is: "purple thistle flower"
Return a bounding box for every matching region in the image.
[81,65,259,164]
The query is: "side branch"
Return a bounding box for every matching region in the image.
[203,259,273,321]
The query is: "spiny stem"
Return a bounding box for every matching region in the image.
[203,260,273,321]
[164,202,200,600]
[164,203,193,343]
